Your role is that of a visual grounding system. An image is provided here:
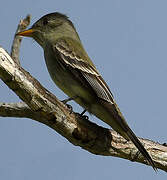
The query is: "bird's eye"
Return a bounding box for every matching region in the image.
[43,18,49,26]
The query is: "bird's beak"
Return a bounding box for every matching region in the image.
[16,28,35,37]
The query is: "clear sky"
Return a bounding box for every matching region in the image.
[0,0,167,179]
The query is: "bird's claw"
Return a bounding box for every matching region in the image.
[61,99,73,114]
[79,109,89,119]
[82,115,89,120]
[61,96,78,104]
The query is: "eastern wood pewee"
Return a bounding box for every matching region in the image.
[17,12,156,170]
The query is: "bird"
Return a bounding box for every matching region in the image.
[17,12,156,170]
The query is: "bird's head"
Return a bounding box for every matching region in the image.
[17,12,79,47]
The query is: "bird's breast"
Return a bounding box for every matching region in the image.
[43,47,96,109]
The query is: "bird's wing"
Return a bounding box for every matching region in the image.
[54,39,157,170]
[54,38,114,104]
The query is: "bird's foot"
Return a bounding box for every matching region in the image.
[80,109,89,120]
[80,109,86,116]
[61,97,75,114]
[61,96,78,104]
[66,104,73,114]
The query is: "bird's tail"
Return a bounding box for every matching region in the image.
[125,124,157,171]
[99,100,157,171]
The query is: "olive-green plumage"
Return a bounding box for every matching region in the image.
[17,12,156,170]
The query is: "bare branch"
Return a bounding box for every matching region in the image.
[10,15,31,65]
[0,47,167,172]
[0,102,45,121]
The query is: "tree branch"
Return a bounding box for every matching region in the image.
[0,102,46,121]
[0,46,167,172]
[10,15,31,65]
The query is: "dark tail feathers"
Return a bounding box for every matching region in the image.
[100,100,157,171]
[126,126,157,171]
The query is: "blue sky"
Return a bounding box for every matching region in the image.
[0,0,167,179]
